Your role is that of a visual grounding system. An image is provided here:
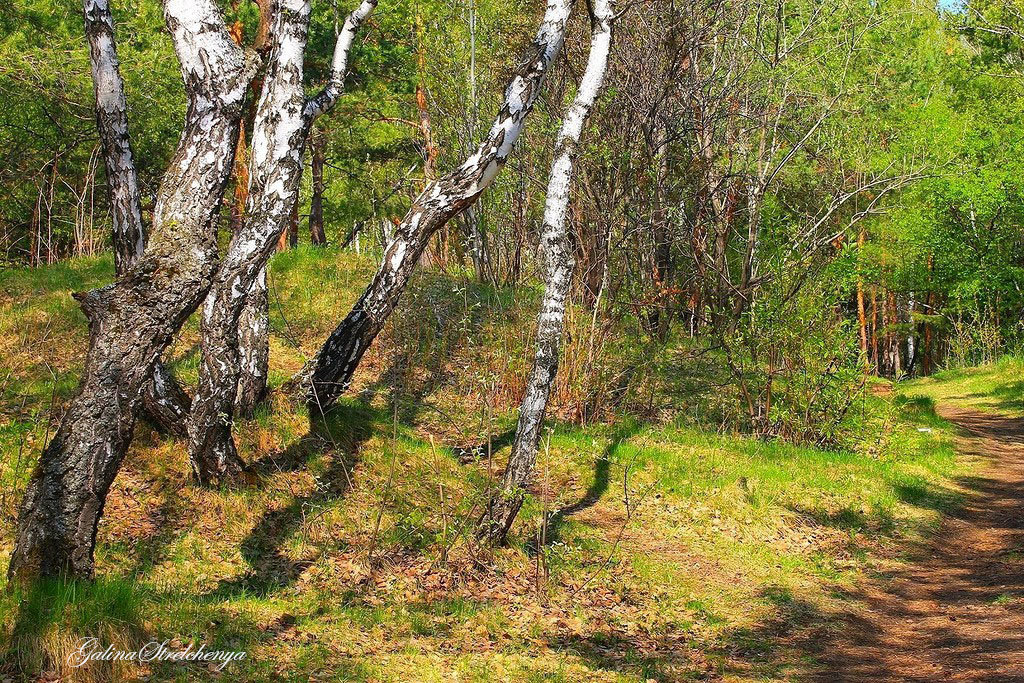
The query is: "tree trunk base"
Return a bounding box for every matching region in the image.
[477,491,524,546]
[188,424,247,486]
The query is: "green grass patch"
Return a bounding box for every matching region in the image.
[0,254,1008,681]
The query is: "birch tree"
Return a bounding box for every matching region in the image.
[231,0,274,422]
[236,265,270,418]
[298,0,576,412]
[83,0,193,438]
[186,0,377,483]
[480,0,615,543]
[83,0,143,273]
[7,0,257,582]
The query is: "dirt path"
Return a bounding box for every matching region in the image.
[821,403,1024,681]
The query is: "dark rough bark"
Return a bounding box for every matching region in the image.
[7,0,255,583]
[83,0,145,271]
[235,266,269,418]
[141,362,192,438]
[309,126,327,245]
[84,0,191,437]
[480,0,615,544]
[297,0,576,412]
[186,0,377,483]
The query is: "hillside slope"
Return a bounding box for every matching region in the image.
[0,252,987,681]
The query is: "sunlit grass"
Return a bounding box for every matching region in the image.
[0,253,1002,681]
[900,355,1024,415]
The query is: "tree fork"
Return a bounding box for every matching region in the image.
[8,0,257,583]
[297,0,577,412]
[186,0,378,483]
[84,0,192,438]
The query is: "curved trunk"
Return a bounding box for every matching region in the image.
[85,0,191,437]
[298,0,576,412]
[480,0,615,544]
[7,0,254,583]
[186,0,377,482]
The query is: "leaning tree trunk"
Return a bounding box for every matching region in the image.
[479,0,615,544]
[186,0,377,483]
[7,0,255,583]
[85,0,192,438]
[297,0,576,412]
[84,0,144,271]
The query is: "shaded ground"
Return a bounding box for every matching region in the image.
[821,403,1024,681]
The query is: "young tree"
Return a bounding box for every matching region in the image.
[186,0,377,483]
[480,0,615,543]
[7,0,257,583]
[298,0,577,412]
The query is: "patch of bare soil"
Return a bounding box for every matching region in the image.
[820,404,1024,681]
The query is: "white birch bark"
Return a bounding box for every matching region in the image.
[186,0,377,483]
[482,0,615,543]
[236,265,270,418]
[300,0,576,411]
[83,0,144,271]
[8,0,256,582]
[83,0,192,437]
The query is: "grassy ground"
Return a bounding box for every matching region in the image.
[897,356,1024,417]
[0,250,990,681]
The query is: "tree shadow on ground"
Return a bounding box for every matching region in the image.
[207,401,377,598]
[801,406,1024,681]
[541,421,640,547]
[123,487,185,578]
[546,584,828,681]
[549,406,1024,680]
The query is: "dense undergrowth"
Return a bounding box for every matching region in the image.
[0,251,991,681]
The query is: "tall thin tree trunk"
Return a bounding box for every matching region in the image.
[309,126,327,245]
[648,122,671,337]
[8,0,255,583]
[856,226,869,369]
[463,206,492,283]
[414,9,445,267]
[227,0,275,427]
[186,0,377,482]
[297,0,576,413]
[84,0,145,271]
[870,285,878,370]
[923,253,934,374]
[480,0,615,544]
